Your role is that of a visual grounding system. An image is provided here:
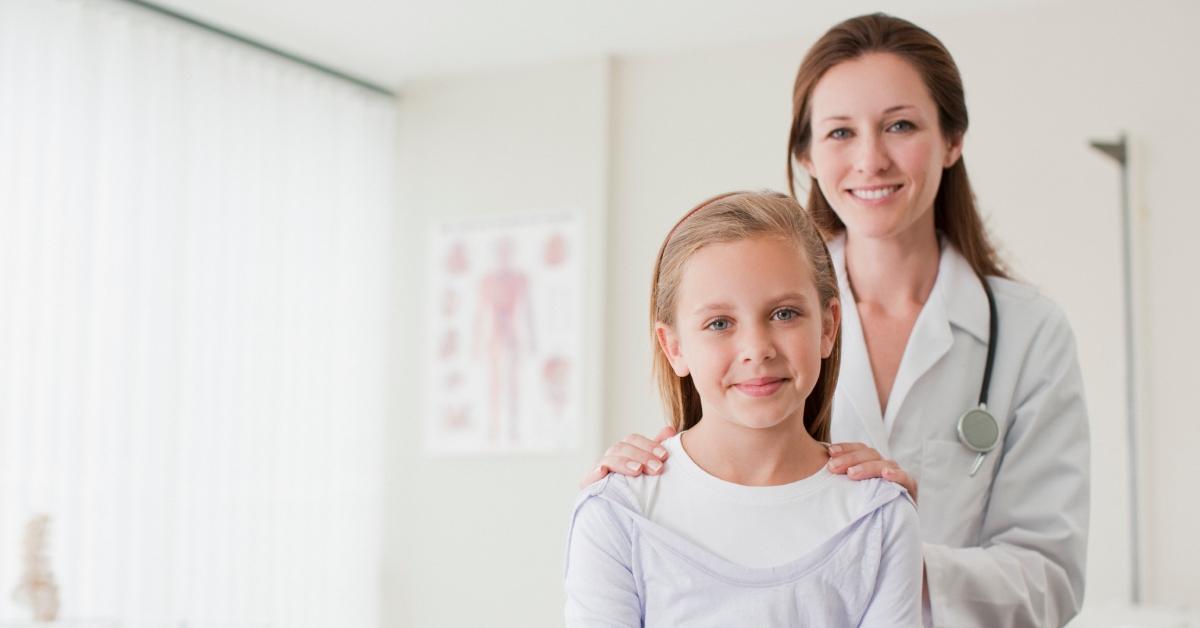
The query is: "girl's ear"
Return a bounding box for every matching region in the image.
[821,298,841,358]
[655,323,690,377]
[943,132,965,169]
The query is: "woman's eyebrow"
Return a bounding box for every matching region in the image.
[819,105,917,123]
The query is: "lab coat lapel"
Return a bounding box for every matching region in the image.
[881,241,988,431]
[941,244,991,346]
[882,277,954,432]
[829,237,891,456]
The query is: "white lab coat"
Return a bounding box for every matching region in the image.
[827,236,1090,628]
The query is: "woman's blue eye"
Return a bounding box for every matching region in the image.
[828,128,851,140]
[887,120,915,132]
[706,318,731,331]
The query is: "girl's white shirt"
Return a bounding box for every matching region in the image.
[826,234,1090,628]
[565,442,923,627]
[624,434,863,568]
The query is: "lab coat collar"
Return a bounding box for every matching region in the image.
[939,241,991,345]
[828,234,990,343]
[827,234,989,437]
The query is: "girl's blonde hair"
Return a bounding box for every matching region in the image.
[650,191,841,442]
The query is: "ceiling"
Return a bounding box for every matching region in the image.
[148,0,1038,89]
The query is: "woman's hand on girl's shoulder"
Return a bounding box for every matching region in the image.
[827,441,919,503]
[579,425,677,488]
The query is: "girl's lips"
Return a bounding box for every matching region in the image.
[733,378,786,397]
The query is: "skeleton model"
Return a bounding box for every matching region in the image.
[11,514,60,621]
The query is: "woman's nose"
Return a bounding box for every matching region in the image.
[854,132,892,174]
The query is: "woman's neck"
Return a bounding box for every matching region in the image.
[843,224,941,308]
[681,416,828,486]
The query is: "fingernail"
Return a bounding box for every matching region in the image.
[653,447,667,458]
[848,465,860,475]
[827,459,837,470]
[829,445,842,454]
[647,460,663,472]
[626,461,642,472]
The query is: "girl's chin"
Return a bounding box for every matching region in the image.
[723,413,802,432]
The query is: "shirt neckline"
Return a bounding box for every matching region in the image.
[662,433,837,506]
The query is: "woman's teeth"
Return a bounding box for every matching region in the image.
[851,185,899,200]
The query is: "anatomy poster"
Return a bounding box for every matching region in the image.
[425,212,582,454]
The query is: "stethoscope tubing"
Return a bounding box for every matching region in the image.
[978,275,998,408]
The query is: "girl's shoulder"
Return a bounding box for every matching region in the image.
[574,433,684,518]
[829,474,916,526]
[571,471,651,527]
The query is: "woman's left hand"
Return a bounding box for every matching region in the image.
[827,441,919,503]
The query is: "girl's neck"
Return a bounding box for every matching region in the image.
[681,416,828,486]
[843,223,941,308]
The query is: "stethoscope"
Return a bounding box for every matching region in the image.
[958,275,1000,477]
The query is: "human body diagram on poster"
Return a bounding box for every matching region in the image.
[426,212,581,453]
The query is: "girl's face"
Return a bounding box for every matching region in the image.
[656,236,839,432]
[800,52,962,242]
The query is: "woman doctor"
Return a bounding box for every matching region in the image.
[581,13,1089,628]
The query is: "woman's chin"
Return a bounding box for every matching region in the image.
[840,218,905,241]
[837,211,933,243]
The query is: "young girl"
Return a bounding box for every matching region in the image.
[564,191,922,627]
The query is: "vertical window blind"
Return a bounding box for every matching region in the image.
[0,1,395,626]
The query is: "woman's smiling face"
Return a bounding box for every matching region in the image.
[801,52,963,243]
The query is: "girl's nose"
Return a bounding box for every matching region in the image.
[739,326,777,363]
[854,132,892,174]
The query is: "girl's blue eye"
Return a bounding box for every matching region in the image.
[772,308,800,321]
[887,120,915,132]
[705,318,731,331]
[828,128,851,140]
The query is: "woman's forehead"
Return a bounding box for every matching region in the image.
[810,53,935,120]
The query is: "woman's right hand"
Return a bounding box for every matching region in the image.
[579,425,677,488]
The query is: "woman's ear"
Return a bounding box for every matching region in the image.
[655,323,689,377]
[798,153,816,179]
[943,132,964,169]
[821,298,841,358]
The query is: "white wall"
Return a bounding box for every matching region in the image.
[388,1,1199,624]
[385,58,611,627]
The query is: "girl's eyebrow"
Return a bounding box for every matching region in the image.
[692,302,734,315]
[691,293,810,315]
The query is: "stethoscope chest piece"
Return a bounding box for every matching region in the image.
[957,405,999,477]
[957,275,1001,478]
